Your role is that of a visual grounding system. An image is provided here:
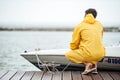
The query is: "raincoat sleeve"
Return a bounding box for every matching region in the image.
[70,26,81,50]
[98,21,104,36]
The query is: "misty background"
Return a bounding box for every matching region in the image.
[0,0,120,28]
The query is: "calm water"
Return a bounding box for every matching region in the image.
[0,31,120,71]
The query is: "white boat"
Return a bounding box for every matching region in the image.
[21,47,120,71]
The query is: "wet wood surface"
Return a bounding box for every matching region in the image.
[0,71,120,80]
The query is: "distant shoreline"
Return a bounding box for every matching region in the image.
[0,27,73,31]
[0,27,120,32]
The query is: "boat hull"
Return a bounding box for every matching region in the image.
[21,47,120,71]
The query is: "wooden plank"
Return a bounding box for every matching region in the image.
[20,71,35,80]
[42,72,53,80]
[0,71,17,80]
[0,71,120,80]
[91,73,103,80]
[31,71,43,80]
[119,72,120,75]
[99,71,113,80]
[0,71,8,79]
[108,71,120,80]
[72,71,82,80]
[82,74,93,80]
[10,71,25,80]
[63,71,72,80]
[52,72,62,80]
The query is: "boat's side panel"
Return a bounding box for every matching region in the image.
[21,47,120,71]
[21,55,120,70]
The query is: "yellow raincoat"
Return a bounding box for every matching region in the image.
[65,14,106,64]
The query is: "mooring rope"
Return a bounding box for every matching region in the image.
[35,48,71,72]
[61,62,71,72]
[35,48,52,72]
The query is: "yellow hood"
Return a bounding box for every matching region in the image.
[83,14,96,24]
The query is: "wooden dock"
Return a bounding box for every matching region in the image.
[0,71,120,80]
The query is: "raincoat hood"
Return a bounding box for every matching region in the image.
[83,14,96,24]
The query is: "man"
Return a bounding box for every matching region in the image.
[65,8,106,75]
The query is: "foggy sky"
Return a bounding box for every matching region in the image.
[0,0,120,27]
